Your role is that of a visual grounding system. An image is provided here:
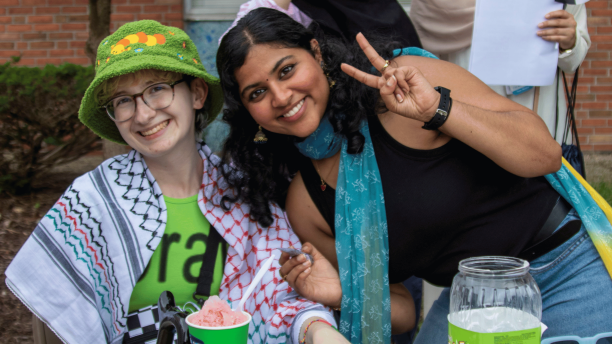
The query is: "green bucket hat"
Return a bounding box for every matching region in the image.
[78,20,224,144]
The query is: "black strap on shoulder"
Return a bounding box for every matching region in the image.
[193,227,223,306]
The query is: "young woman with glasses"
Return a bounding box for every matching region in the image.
[6,20,344,344]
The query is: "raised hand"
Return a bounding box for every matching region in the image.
[340,33,441,124]
[278,243,342,308]
[537,10,577,51]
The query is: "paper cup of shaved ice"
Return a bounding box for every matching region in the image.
[185,296,251,344]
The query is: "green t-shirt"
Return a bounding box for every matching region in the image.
[128,194,224,313]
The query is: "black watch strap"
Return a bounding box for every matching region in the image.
[422,86,452,131]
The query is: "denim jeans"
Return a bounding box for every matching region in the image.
[414,210,612,344]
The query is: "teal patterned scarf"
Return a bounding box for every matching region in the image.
[545,159,612,278]
[296,115,390,344]
[295,48,437,344]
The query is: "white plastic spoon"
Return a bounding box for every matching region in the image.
[233,253,277,312]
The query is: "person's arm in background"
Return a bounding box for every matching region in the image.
[537,4,591,73]
[273,0,290,10]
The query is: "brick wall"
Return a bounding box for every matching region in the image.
[577,0,612,151]
[0,0,182,66]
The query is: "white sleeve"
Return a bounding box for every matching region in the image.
[558,4,591,73]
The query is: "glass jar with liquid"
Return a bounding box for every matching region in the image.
[448,256,542,344]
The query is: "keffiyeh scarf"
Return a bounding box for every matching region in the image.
[6,143,327,344]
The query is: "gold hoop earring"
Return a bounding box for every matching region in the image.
[254,125,268,144]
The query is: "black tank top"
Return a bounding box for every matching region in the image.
[300,115,559,286]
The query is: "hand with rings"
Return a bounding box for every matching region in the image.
[278,243,342,309]
[341,33,442,124]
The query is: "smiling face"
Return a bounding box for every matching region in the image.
[234,41,330,138]
[111,72,207,161]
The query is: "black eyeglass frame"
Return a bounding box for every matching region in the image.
[101,79,186,123]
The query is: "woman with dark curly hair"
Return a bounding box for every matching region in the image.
[216,7,612,344]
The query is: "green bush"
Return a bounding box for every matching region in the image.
[0,58,101,194]
[593,182,612,207]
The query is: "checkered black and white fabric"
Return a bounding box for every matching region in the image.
[123,305,160,344]
[122,305,181,344]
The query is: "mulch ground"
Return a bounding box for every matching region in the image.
[0,174,78,343]
[0,155,102,344]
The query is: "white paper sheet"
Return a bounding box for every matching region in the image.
[468,0,563,86]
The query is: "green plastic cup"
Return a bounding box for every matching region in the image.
[186,311,251,344]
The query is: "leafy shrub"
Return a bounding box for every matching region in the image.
[0,58,101,194]
[593,182,612,206]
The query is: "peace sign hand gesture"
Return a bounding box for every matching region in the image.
[340,33,441,124]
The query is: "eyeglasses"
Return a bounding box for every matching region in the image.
[541,332,612,344]
[102,79,185,123]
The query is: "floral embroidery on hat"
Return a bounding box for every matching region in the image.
[97,60,100,66]
[177,53,184,60]
[110,32,166,55]
[106,57,110,63]
[192,58,198,64]
[134,48,144,53]
[103,40,108,45]
[168,31,175,35]
[182,42,186,49]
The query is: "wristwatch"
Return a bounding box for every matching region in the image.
[422,86,452,131]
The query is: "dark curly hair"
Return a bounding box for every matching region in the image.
[216,8,402,227]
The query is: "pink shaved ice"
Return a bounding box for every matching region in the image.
[190,296,248,327]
